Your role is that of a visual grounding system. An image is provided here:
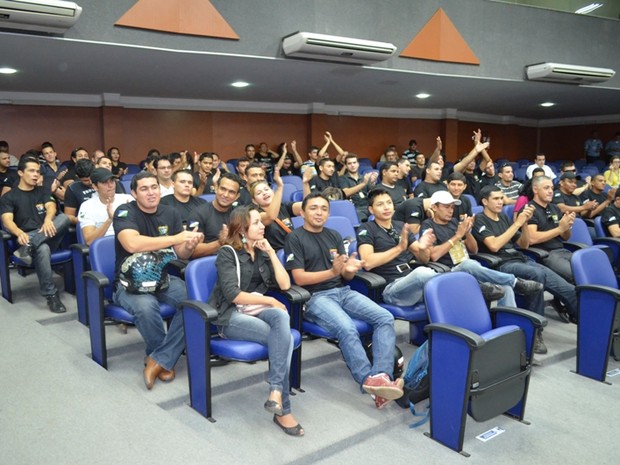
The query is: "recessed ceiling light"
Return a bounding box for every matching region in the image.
[575,3,603,15]
[231,81,250,88]
[416,93,431,99]
[0,67,17,75]
[540,102,555,107]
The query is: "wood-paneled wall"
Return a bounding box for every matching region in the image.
[1,104,617,165]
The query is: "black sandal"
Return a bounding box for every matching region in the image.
[273,415,304,437]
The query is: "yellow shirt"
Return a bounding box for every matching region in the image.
[604,169,620,188]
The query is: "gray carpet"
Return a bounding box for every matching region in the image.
[1,271,618,465]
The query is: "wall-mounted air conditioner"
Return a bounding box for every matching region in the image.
[0,0,82,34]
[525,62,615,84]
[282,32,397,65]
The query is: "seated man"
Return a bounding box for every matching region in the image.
[63,159,96,225]
[552,171,597,217]
[580,174,615,220]
[495,163,522,205]
[304,158,340,197]
[284,193,404,409]
[338,153,377,222]
[192,172,241,258]
[78,168,133,245]
[113,172,203,389]
[0,157,70,313]
[473,186,578,353]
[357,188,437,308]
[446,172,472,219]
[380,161,408,206]
[420,191,542,307]
[601,189,620,237]
[393,197,430,236]
[154,156,174,197]
[160,169,206,226]
[527,175,576,283]
[413,160,448,199]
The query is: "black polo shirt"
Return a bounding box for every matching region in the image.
[473,212,527,263]
[413,181,447,199]
[160,194,206,227]
[527,201,564,250]
[393,198,426,225]
[338,172,370,208]
[420,218,458,267]
[601,204,620,236]
[553,189,582,207]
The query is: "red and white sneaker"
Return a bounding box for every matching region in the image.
[363,374,404,400]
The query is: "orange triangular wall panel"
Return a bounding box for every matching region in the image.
[400,8,479,65]
[115,0,239,40]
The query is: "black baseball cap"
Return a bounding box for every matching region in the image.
[90,168,115,184]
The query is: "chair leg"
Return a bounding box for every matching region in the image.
[85,279,107,369]
[0,239,13,303]
[183,306,215,422]
[426,333,472,455]
[63,260,75,295]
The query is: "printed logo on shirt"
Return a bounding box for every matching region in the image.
[553,192,560,198]
[158,225,169,236]
[358,229,368,236]
[329,248,338,262]
[117,210,128,218]
[286,253,295,262]
[410,212,420,217]
[610,216,617,222]
[188,221,199,229]
[478,225,486,233]
[35,203,45,214]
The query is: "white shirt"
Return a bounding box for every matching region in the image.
[160,183,175,197]
[78,193,134,238]
[526,163,556,180]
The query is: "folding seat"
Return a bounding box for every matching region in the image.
[329,200,361,228]
[274,182,298,202]
[124,164,141,175]
[181,256,305,420]
[279,175,303,191]
[423,272,546,455]
[571,247,620,382]
[199,194,215,203]
[463,194,478,208]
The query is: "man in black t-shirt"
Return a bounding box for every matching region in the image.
[284,193,404,409]
[160,169,206,227]
[527,176,575,282]
[193,152,217,196]
[305,158,340,197]
[380,162,408,206]
[413,160,448,199]
[63,159,96,225]
[337,154,376,221]
[357,189,436,308]
[601,190,620,237]
[0,149,18,196]
[192,172,241,258]
[474,186,577,352]
[0,158,70,313]
[113,172,203,390]
[446,172,472,220]
[393,197,430,235]
[420,191,542,307]
[580,174,615,220]
[552,172,596,217]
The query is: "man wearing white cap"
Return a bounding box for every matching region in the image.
[420,191,543,308]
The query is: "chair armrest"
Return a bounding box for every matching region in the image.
[516,246,549,261]
[563,241,589,252]
[490,306,548,329]
[352,270,386,290]
[267,285,311,304]
[83,270,109,288]
[178,299,218,321]
[593,237,620,248]
[425,322,485,349]
[168,259,188,279]
[0,229,11,241]
[422,261,452,273]
[70,243,90,256]
[576,284,620,301]
[470,253,502,269]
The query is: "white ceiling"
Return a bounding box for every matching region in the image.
[1,31,619,124]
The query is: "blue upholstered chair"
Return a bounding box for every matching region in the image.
[329,200,361,228]
[199,193,216,203]
[70,222,90,325]
[181,255,305,420]
[280,175,303,191]
[571,247,620,383]
[423,272,546,455]
[83,236,176,369]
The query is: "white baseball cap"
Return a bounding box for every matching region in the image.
[430,190,462,206]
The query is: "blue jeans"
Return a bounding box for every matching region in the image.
[305,286,396,388]
[219,309,294,415]
[383,266,437,306]
[27,213,69,296]
[452,259,516,307]
[499,258,577,316]
[113,276,187,370]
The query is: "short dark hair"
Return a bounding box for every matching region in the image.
[71,147,87,160]
[75,159,94,178]
[41,142,54,151]
[344,153,358,163]
[367,187,391,206]
[171,169,194,181]
[217,171,242,190]
[130,171,158,192]
[168,152,182,163]
[447,172,466,183]
[561,161,576,171]
[18,156,39,172]
[246,162,265,173]
[199,152,214,163]
[381,161,397,173]
[153,155,171,170]
[318,158,334,169]
[301,191,329,211]
[479,185,501,201]
[409,139,417,146]
[245,144,255,151]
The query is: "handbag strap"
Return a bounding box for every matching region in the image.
[221,245,241,287]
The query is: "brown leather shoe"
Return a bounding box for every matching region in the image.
[143,356,163,390]
[158,368,175,382]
